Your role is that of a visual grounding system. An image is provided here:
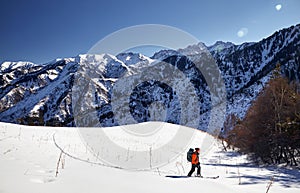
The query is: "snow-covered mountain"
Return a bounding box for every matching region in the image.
[208,24,300,116]
[0,24,299,129]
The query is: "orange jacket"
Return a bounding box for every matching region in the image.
[191,152,199,165]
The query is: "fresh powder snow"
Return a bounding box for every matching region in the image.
[0,122,299,193]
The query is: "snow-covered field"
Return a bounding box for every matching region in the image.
[0,122,299,193]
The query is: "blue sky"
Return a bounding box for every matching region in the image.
[0,0,299,64]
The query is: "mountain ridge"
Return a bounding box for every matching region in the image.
[0,24,299,129]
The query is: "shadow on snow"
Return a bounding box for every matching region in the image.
[203,151,300,188]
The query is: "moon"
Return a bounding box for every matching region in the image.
[275,4,282,11]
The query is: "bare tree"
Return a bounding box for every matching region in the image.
[228,73,300,166]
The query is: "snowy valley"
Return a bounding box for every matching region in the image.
[0,122,299,193]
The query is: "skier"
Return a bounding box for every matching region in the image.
[187,148,202,177]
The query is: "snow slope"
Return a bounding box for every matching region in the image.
[0,122,299,193]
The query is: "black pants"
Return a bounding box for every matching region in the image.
[187,164,201,177]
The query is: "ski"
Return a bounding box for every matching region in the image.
[193,175,219,179]
[202,176,219,179]
[165,175,219,179]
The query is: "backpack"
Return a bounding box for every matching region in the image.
[187,148,194,162]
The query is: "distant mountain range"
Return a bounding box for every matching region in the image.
[0,24,299,130]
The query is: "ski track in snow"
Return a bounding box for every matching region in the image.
[0,122,299,193]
